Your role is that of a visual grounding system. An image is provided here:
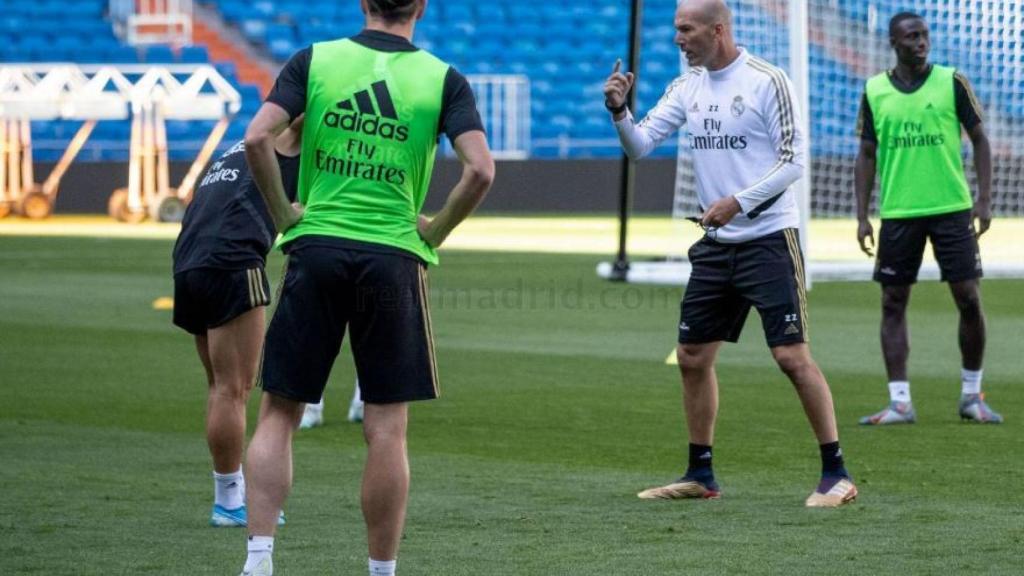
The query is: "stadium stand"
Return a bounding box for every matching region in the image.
[201,0,1022,160]
[5,0,1020,163]
[1,0,265,161]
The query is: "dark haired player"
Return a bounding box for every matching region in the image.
[238,0,494,574]
[855,12,1000,425]
[172,116,303,527]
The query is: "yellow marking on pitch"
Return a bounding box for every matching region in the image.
[152,297,174,310]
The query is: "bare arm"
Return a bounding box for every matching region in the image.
[418,131,494,248]
[244,102,302,232]
[967,123,992,237]
[854,138,878,256]
[274,114,304,158]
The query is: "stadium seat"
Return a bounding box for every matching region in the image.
[104,46,141,64]
[179,46,210,63]
[241,19,269,44]
[9,0,1014,162]
[142,45,176,63]
[237,85,263,113]
[0,45,31,62]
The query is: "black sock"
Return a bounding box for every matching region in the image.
[685,443,714,480]
[820,441,848,478]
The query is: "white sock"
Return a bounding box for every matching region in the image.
[214,469,245,510]
[369,558,396,576]
[961,368,983,395]
[352,381,363,405]
[244,536,274,573]
[308,399,324,413]
[888,381,911,404]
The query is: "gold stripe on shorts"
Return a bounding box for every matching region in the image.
[256,267,269,306]
[417,265,440,398]
[246,269,256,309]
[784,229,810,341]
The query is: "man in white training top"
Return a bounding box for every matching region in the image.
[605,0,857,507]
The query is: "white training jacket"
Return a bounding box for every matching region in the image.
[614,48,805,243]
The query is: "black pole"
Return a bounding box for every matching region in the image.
[611,0,644,281]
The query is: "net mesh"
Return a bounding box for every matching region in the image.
[671,0,1024,236]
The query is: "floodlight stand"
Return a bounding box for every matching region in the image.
[1,63,237,221]
[0,119,31,218]
[111,64,240,222]
[0,65,133,219]
[611,0,644,281]
[0,119,35,217]
[177,116,230,204]
[14,120,100,220]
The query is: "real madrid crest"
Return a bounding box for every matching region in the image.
[731,95,745,118]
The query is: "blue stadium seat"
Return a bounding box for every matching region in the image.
[0,16,25,35]
[213,61,238,82]
[164,120,193,139]
[142,45,176,63]
[169,148,198,161]
[104,46,140,64]
[98,148,129,161]
[237,85,263,114]
[179,46,210,63]
[241,19,269,43]
[93,121,131,140]
[0,45,31,62]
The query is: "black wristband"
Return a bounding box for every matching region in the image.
[605,100,628,115]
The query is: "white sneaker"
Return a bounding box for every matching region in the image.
[347,398,364,423]
[299,405,323,429]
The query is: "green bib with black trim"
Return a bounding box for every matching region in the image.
[866,65,972,219]
[283,38,449,264]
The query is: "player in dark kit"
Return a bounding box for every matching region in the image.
[172,115,303,527]
[854,12,1000,425]
[238,1,494,574]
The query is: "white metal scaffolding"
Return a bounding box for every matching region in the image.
[0,64,239,221]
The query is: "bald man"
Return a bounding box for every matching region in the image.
[604,0,857,507]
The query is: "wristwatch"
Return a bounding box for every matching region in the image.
[605,100,627,115]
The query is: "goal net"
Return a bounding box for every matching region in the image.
[612,0,1024,284]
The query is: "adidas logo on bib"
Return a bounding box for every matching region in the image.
[324,80,410,142]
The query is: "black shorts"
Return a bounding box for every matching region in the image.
[259,243,438,405]
[173,267,270,335]
[874,209,983,285]
[679,228,808,348]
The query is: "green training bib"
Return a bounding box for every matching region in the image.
[866,65,972,219]
[282,38,450,264]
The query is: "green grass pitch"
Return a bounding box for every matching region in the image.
[1,235,1022,575]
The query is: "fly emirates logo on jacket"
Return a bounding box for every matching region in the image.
[689,96,750,151]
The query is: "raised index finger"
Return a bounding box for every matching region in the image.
[612,59,622,74]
